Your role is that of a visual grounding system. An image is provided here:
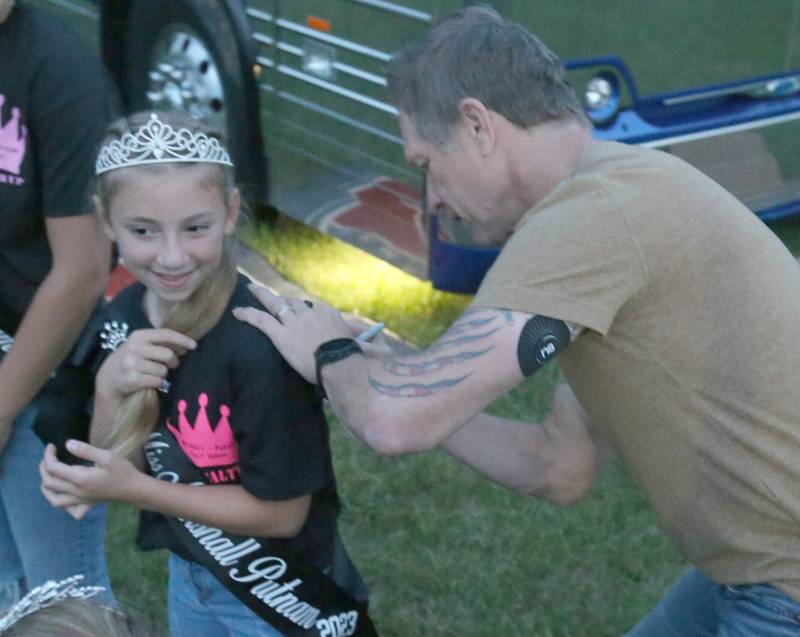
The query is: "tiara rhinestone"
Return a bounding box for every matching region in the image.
[95,113,233,175]
[0,575,106,632]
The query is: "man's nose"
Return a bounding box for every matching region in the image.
[425,179,444,213]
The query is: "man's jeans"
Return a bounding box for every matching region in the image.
[0,404,114,610]
[626,568,800,636]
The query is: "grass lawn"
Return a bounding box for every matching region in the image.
[107,208,800,635]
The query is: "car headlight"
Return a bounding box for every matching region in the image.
[583,72,620,126]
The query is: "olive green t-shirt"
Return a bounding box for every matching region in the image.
[473,141,800,600]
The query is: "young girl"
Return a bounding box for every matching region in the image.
[39,111,372,637]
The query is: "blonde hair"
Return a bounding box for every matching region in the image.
[95,111,238,459]
[5,599,154,637]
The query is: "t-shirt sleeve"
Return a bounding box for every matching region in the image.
[87,285,141,374]
[473,175,647,336]
[230,325,332,501]
[29,16,120,218]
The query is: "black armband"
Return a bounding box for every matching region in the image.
[517,315,572,377]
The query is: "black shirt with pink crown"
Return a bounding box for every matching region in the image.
[93,274,353,581]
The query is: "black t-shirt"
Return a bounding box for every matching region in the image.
[0,3,119,332]
[94,275,341,569]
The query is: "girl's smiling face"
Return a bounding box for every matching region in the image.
[99,164,239,324]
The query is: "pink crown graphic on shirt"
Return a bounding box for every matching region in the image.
[166,393,238,468]
[0,95,28,175]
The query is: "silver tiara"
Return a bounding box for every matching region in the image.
[95,112,233,175]
[0,575,106,632]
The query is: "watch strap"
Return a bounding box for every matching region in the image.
[314,338,364,400]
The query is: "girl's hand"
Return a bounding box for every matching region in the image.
[40,444,95,519]
[96,328,196,400]
[39,441,146,515]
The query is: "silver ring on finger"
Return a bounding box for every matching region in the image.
[276,304,293,318]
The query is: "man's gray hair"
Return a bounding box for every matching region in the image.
[386,5,587,146]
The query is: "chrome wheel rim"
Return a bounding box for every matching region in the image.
[145,26,226,132]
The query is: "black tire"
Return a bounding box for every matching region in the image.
[123,0,266,205]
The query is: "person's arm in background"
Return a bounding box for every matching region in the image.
[0,13,119,450]
[0,27,118,447]
[0,215,110,450]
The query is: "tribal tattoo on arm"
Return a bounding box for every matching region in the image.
[367,308,582,397]
[367,307,506,398]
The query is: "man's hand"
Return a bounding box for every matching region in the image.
[233,285,352,383]
[39,441,145,518]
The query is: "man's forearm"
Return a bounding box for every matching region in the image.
[441,387,598,505]
[323,308,529,455]
[441,412,558,498]
[323,352,498,456]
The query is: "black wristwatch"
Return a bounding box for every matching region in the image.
[313,338,364,400]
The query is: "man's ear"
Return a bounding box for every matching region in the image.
[458,98,496,156]
[93,195,116,241]
[224,188,241,234]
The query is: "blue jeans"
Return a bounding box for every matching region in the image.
[168,554,285,637]
[0,404,114,610]
[626,568,800,636]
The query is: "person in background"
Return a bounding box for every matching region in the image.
[0,575,153,636]
[0,0,118,610]
[234,6,800,636]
